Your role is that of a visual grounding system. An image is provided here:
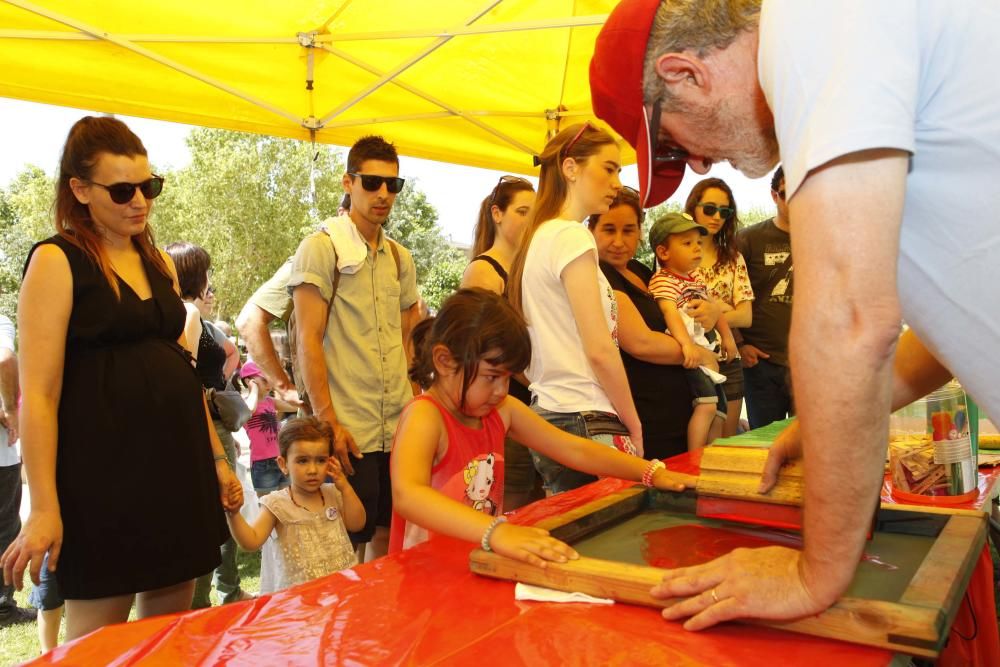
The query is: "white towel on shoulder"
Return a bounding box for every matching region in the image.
[322,214,367,275]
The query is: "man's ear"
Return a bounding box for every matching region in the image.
[431,343,458,377]
[342,172,353,193]
[653,52,710,97]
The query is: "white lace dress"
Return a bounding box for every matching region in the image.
[258,484,358,593]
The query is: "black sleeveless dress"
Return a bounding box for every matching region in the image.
[28,236,227,599]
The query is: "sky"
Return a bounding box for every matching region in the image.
[0,97,778,245]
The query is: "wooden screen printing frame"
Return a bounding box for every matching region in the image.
[469,485,986,658]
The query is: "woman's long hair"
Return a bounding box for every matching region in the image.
[55,116,169,297]
[471,178,535,257]
[684,177,741,266]
[507,123,617,317]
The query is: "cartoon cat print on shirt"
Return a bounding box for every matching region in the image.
[463,453,498,516]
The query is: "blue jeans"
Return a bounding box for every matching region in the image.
[529,406,599,495]
[251,458,289,494]
[743,358,794,429]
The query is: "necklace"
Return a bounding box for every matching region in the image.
[288,487,339,521]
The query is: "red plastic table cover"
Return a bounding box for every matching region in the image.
[29,453,996,666]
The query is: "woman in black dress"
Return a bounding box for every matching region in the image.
[588,189,719,459]
[1,116,242,640]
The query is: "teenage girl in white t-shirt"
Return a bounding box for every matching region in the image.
[507,123,643,494]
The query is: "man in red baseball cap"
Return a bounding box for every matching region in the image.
[590,0,772,209]
[590,2,1000,659]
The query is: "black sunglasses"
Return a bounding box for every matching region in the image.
[489,175,533,206]
[649,99,690,163]
[348,172,405,194]
[777,189,786,201]
[88,175,165,205]
[697,203,735,219]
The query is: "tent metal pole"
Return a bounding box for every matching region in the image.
[317,15,608,42]
[318,0,503,124]
[321,43,537,155]
[4,0,304,126]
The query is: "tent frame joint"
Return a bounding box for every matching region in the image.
[302,116,324,130]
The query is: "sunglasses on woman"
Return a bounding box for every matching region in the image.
[697,203,735,219]
[489,175,533,205]
[348,172,406,194]
[88,176,165,205]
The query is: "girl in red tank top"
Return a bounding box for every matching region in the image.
[390,289,695,564]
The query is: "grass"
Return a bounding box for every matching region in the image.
[0,550,262,666]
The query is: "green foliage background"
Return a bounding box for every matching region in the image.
[0,128,467,325]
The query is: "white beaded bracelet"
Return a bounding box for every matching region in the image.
[481,516,508,552]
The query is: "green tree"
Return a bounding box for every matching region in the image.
[0,166,55,321]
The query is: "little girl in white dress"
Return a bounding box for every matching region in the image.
[226,417,365,592]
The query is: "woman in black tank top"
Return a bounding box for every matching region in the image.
[461,176,538,509]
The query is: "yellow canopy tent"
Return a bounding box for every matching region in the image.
[0,0,633,173]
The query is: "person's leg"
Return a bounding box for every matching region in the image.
[212,425,246,604]
[135,579,196,619]
[718,359,745,437]
[528,406,597,494]
[191,572,213,609]
[29,553,64,650]
[502,436,545,511]
[348,453,380,559]
[37,606,64,652]
[364,452,391,562]
[723,399,743,436]
[743,360,790,429]
[0,463,29,625]
[64,594,134,641]
[687,402,718,450]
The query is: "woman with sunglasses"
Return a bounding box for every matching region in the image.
[2,117,240,640]
[588,188,696,460]
[685,178,754,436]
[461,176,541,510]
[507,123,644,494]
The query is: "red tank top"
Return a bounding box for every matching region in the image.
[389,393,506,552]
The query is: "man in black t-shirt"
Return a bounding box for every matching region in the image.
[737,167,794,428]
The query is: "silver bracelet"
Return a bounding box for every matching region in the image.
[481,516,508,552]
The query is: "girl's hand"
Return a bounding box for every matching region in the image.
[1,509,62,590]
[652,468,698,493]
[488,522,579,568]
[629,431,644,459]
[722,338,739,363]
[216,460,244,512]
[326,456,347,487]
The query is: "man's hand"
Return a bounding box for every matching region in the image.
[739,343,770,368]
[759,419,802,493]
[331,421,363,475]
[685,298,721,331]
[274,384,304,408]
[651,546,829,630]
[0,408,16,445]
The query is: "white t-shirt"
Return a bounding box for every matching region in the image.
[521,218,617,414]
[0,315,17,466]
[759,0,1000,422]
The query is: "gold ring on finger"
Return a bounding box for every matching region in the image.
[710,588,720,604]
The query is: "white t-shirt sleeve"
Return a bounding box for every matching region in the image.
[758,0,918,198]
[0,316,14,352]
[548,222,599,279]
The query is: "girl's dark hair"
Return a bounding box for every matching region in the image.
[278,416,334,459]
[164,242,211,300]
[684,177,740,266]
[507,122,617,317]
[409,288,531,407]
[471,177,535,257]
[587,187,645,231]
[56,116,170,298]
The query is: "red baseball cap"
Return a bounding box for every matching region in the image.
[590,0,685,208]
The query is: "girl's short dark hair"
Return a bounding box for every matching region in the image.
[164,241,211,300]
[409,288,531,407]
[278,416,334,459]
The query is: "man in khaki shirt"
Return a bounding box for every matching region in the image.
[289,136,420,558]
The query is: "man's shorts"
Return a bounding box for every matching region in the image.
[347,451,391,545]
[718,358,745,402]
